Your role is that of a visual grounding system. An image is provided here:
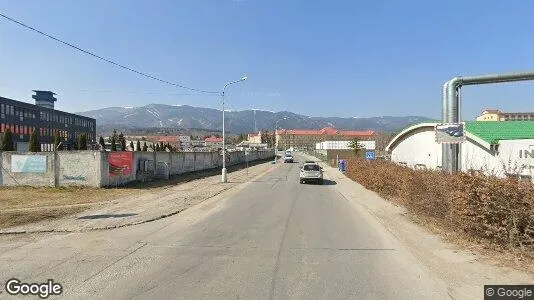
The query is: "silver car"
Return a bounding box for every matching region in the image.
[299,163,323,184]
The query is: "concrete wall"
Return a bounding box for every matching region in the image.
[58,151,103,186]
[1,152,55,186]
[1,150,274,187]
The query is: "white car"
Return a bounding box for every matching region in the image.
[299,163,323,184]
[284,154,294,163]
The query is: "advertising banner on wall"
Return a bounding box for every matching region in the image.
[11,155,47,173]
[108,152,133,176]
[435,123,466,144]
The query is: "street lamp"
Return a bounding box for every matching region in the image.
[273,116,288,163]
[221,76,248,183]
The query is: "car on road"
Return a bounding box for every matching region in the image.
[299,162,323,184]
[284,154,294,163]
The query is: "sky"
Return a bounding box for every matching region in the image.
[1,0,534,120]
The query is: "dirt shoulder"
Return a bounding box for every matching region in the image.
[0,186,142,229]
[0,159,277,233]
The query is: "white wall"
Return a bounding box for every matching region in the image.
[460,141,501,176]
[496,139,534,177]
[390,129,442,169]
[390,128,534,180]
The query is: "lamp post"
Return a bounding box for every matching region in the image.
[221,76,248,183]
[273,116,288,163]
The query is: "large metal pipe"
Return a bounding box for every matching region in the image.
[441,80,451,173]
[442,70,534,173]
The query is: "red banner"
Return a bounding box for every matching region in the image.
[108,152,133,176]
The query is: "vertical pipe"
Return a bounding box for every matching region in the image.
[444,71,534,174]
[446,77,462,174]
[441,80,451,173]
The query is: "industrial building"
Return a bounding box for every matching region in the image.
[315,140,376,150]
[385,121,534,181]
[476,109,534,121]
[0,91,96,151]
[276,127,375,151]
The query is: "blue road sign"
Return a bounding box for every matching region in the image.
[366,151,375,160]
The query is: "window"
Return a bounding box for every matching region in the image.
[1,104,4,114]
[303,164,320,171]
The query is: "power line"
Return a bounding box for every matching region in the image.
[0,12,219,94]
[77,89,219,96]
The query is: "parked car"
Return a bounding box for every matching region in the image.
[299,162,323,184]
[284,154,294,163]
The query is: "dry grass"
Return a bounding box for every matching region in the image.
[0,186,147,229]
[0,206,89,229]
[0,186,144,210]
[345,157,534,271]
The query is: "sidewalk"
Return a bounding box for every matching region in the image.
[299,152,534,299]
[0,161,279,234]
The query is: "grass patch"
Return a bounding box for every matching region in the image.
[0,206,88,229]
[0,186,144,211]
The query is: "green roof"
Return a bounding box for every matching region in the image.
[465,121,534,144]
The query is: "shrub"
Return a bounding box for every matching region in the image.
[29,129,41,152]
[345,157,534,250]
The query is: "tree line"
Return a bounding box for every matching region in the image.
[97,130,174,152]
[1,128,89,152]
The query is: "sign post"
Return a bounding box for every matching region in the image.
[365,151,376,161]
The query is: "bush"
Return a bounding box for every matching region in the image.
[345,158,534,250]
[78,134,88,150]
[2,128,14,151]
[29,129,41,152]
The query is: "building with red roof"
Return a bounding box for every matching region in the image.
[143,135,180,148]
[247,131,262,144]
[205,135,224,149]
[275,127,375,150]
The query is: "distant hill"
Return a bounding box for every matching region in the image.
[77,104,433,134]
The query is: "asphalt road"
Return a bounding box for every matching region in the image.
[0,155,451,299]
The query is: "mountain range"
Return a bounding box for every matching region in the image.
[77,104,433,134]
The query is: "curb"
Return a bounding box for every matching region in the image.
[0,161,281,235]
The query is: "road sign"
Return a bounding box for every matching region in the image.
[366,151,375,160]
[435,123,466,144]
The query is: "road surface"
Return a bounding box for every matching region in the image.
[0,155,451,299]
